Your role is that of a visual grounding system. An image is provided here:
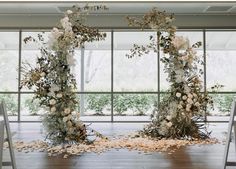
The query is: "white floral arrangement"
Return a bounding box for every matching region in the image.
[127,8,216,139]
[21,5,107,144]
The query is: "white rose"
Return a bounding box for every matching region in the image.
[50,106,56,113]
[195,102,200,107]
[56,93,63,98]
[64,108,71,115]
[166,122,172,128]
[176,92,181,98]
[186,108,190,112]
[49,99,56,105]
[166,115,172,121]
[182,95,187,100]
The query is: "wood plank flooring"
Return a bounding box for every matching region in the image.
[2,123,236,169]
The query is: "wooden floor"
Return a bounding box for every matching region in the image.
[3,123,236,169]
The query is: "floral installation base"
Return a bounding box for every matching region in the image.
[5,133,218,159]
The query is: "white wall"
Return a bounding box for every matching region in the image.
[0,14,235,29]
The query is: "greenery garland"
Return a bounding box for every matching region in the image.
[126,8,219,139]
[21,5,107,144]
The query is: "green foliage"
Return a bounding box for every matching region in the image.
[86,94,110,115]
[113,94,131,115]
[0,94,18,116]
[24,97,41,116]
[212,94,234,113]
[129,95,155,115]
[85,94,155,116]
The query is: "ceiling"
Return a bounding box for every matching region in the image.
[1,2,236,15]
[1,2,236,50]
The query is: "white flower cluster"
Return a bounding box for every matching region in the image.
[60,16,73,34]
[176,91,201,112]
[172,36,189,50]
[47,28,63,49]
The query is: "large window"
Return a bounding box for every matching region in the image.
[0,31,19,121]
[114,31,157,92]
[0,29,235,122]
[206,31,236,118]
